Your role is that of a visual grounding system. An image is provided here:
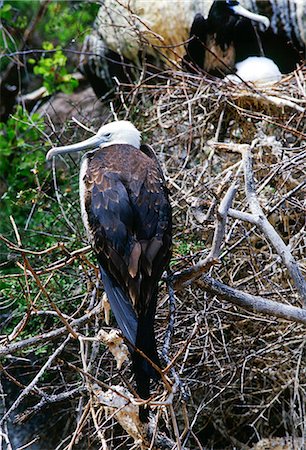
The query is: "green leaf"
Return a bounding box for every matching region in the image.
[1,4,12,12]
[42,41,54,51]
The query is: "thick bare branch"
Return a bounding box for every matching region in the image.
[199,275,306,324]
[242,146,306,306]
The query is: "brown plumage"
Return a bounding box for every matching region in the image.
[84,143,171,314]
[46,121,172,422]
[85,144,171,420]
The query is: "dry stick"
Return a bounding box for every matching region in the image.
[222,175,306,259]
[21,257,78,339]
[51,158,77,234]
[0,380,13,450]
[0,240,91,280]
[170,142,306,324]
[0,305,100,357]
[16,387,86,423]
[163,320,199,374]
[8,216,35,339]
[198,276,306,325]
[208,179,240,261]
[162,277,189,401]
[0,336,71,427]
[90,404,108,450]
[169,404,182,450]
[172,175,240,289]
[65,400,92,450]
[233,92,305,113]
[268,179,306,216]
[0,234,90,258]
[242,145,306,307]
[63,361,132,403]
[162,276,175,360]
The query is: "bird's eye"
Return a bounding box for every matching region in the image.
[226,0,239,6]
[105,133,111,138]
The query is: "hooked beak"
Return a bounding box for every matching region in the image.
[231,4,270,30]
[46,134,105,161]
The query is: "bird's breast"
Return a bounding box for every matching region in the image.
[204,34,236,73]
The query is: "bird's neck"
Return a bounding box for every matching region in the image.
[99,140,140,149]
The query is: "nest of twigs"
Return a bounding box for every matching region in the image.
[0,64,305,450]
[127,66,306,449]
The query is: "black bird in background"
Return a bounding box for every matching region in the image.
[46,121,172,421]
[184,0,302,76]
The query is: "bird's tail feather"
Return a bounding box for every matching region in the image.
[100,266,160,422]
[132,293,161,422]
[99,265,138,347]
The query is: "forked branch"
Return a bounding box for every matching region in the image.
[242,145,306,307]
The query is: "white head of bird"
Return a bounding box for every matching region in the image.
[46,120,141,160]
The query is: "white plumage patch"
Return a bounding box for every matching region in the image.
[79,156,90,239]
[225,56,282,84]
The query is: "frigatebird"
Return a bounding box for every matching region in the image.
[46,121,172,421]
[184,0,270,76]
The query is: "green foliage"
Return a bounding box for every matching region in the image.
[0,106,52,249]
[1,1,99,89]
[0,264,86,339]
[175,239,203,257]
[0,105,46,188]
[1,1,98,45]
[43,1,99,45]
[30,42,78,94]
[0,3,13,21]
[0,1,99,345]
[0,1,40,70]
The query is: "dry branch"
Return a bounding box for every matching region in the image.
[0,336,71,427]
[0,305,101,357]
[199,275,306,324]
[242,144,306,306]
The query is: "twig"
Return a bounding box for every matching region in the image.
[162,276,175,359]
[172,174,240,289]
[0,336,71,426]
[233,92,305,113]
[51,158,77,234]
[169,404,182,450]
[16,387,86,423]
[0,305,101,357]
[162,276,189,401]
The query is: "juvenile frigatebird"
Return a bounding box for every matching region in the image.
[46,121,172,421]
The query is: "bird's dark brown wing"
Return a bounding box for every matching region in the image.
[83,144,171,342]
[183,13,207,72]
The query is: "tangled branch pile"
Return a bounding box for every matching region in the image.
[0,60,305,449]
